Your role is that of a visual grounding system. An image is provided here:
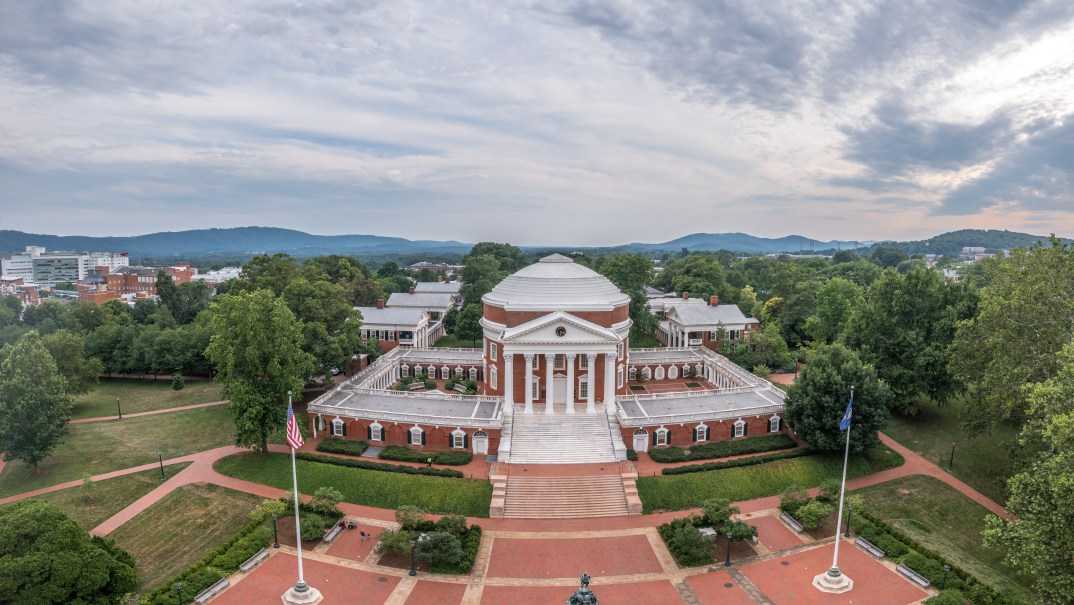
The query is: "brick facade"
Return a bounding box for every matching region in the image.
[621,415,784,449]
[311,416,501,453]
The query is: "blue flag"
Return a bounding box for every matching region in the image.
[839,390,854,431]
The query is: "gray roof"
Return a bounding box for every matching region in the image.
[319,389,500,420]
[669,303,753,327]
[354,306,427,326]
[397,348,484,363]
[618,388,784,419]
[413,282,462,294]
[386,292,456,308]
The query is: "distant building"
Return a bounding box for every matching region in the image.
[356,300,433,352]
[192,267,242,284]
[649,294,760,350]
[961,246,986,255]
[0,246,130,287]
[409,261,463,274]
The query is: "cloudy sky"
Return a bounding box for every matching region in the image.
[1,1,1072,246]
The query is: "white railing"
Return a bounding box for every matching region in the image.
[308,404,503,428]
[689,338,703,346]
[399,338,415,346]
[617,403,784,427]
[619,386,755,401]
[346,387,502,403]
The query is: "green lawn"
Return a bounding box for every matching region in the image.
[70,378,224,420]
[31,463,192,530]
[883,395,1018,504]
[0,406,235,498]
[853,475,1032,600]
[432,333,480,348]
[109,483,264,592]
[637,445,903,513]
[214,452,493,517]
[629,332,664,348]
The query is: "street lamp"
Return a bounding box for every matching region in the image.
[844,504,853,538]
[724,531,733,567]
[157,450,166,480]
[948,442,956,471]
[942,564,950,590]
[409,538,418,576]
[117,396,122,420]
[272,514,280,548]
[174,582,183,605]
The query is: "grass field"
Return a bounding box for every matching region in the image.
[214,452,493,517]
[31,463,192,530]
[432,334,480,348]
[109,483,264,592]
[629,332,664,348]
[0,406,234,498]
[853,475,1032,600]
[884,395,1018,504]
[70,378,224,420]
[637,445,903,512]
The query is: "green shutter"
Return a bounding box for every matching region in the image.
[420,430,426,445]
[464,433,469,449]
[367,425,372,440]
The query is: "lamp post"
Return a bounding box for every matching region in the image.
[174,582,183,605]
[409,538,418,576]
[844,504,852,538]
[724,531,733,567]
[117,396,122,420]
[948,442,956,471]
[942,564,950,590]
[157,450,165,480]
[272,514,280,548]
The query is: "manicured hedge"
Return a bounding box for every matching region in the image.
[662,448,813,475]
[648,434,798,464]
[626,449,639,461]
[316,437,369,457]
[379,445,473,466]
[638,446,903,512]
[657,517,714,567]
[296,452,464,478]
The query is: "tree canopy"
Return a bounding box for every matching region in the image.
[454,304,484,347]
[597,253,659,339]
[0,331,71,470]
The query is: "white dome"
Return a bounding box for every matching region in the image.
[482,254,631,310]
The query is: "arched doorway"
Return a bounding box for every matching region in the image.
[472,431,489,455]
[633,429,649,453]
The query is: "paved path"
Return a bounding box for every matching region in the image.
[69,400,228,424]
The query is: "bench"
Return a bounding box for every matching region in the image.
[194,578,230,604]
[453,383,468,393]
[854,537,885,559]
[409,382,425,391]
[779,511,805,533]
[324,524,344,543]
[895,564,931,588]
[238,548,269,572]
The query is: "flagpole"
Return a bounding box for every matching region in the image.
[282,391,321,605]
[813,386,854,593]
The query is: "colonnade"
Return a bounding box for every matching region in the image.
[503,350,617,415]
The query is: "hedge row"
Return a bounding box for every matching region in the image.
[295,452,464,478]
[378,446,473,466]
[316,437,369,457]
[662,448,813,475]
[648,434,798,463]
[855,509,1027,605]
[139,519,270,605]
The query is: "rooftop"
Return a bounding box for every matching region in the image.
[413,281,462,294]
[483,254,630,311]
[354,306,428,326]
[386,292,457,308]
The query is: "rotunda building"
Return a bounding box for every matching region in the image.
[480,254,632,415]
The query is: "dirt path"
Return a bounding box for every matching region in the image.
[69,400,228,424]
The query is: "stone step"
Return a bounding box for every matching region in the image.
[508,406,618,465]
[502,475,629,519]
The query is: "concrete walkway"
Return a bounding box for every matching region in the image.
[69,400,228,424]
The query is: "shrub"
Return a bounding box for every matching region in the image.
[454,525,482,574]
[924,590,966,605]
[752,364,772,378]
[379,446,472,466]
[423,379,436,389]
[684,434,798,461]
[300,513,325,541]
[249,498,288,524]
[626,449,638,461]
[662,447,813,475]
[902,553,964,590]
[171,372,185,390]
[316,438,369,457]
[294,451,464,478]
[871,533,908,558]
[659,518,714,567]
[378,528,417,556]
[433,451,473,466]
[309,486,344,518]
[817,478,841,504]
[437,514,468,537]
[417,531,463,569]
[395,505,427,530]
[779,485,810,514]
[701,498,739,529]
[647,447,688,463]
[794,499,834,529]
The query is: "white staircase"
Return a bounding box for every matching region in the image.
[507,405,618,464]
[502,475,629,518]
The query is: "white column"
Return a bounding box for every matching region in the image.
[524,353,534,414]
[604,353,616,413]
[504,354,514,406]
[544,353,555,414]
[586,353,597,414]
[565,353,576,415]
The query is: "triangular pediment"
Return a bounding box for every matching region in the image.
[501,311,619,344]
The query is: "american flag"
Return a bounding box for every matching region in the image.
[286,401,304,450]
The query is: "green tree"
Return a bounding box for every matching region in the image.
[804,277,862,344]
[0,499,138,604]
[783,344,892,453]
[171,372,185,391]
[871,245,908,268]
[230,253,300,296]
[949,239,1074,431]
[794,499,834,529]
[416,531,463,568]
[460,254,501,304]
[303,255,365,284]
[455,304,484,347]
[40,329,103,396]
[464,242,527,273]
[0,332,71,470]
[600,253,659,339]
[344,272,388,306]
[701,498,739,531]
[205,290,313,453]
[845,268,975,415]
[736,285,760,318]
[376,261,406,279]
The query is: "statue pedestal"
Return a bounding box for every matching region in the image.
[812,569,853,593]
[281,585,323,604]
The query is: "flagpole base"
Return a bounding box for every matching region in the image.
[281,584,323,604]
[813,568,853,593]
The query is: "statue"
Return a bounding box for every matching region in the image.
[566,572,598,605]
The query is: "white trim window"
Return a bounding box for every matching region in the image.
[400,365,409,377]
[733,420,746,438]
[369,422,383,441]
[617,367,624,388]
[531,380,539,400]
[728,329,740,340]
[331,418,345,437]
[454,366,463,378]
[441,366,450,379]
[655,427,670,446]
[769,416,782,433]
[668,365,678,379]
[578,378,588,399]
[554,354,565,370]
[532,355,540,370]
[452,430,466,449]
[629,367,637,381]
[617,343,624,360]
[388,330,396,341]
[642,367,651,380]
[490,342,498,361]
[695,424,709,442]
[490,366,498,389]
[409,426,425,445]
[655,366,665,380]
[580,355,589,370]
[469,368,478,381]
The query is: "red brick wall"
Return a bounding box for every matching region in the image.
[621,416,784,448]
[312,416,500,453]
[482,304,630,329]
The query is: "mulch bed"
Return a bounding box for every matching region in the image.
[274,515,326,550]
[376,550,432,573]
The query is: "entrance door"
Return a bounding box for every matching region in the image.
[633,430,648,453]
[553,375,567,403]
[472,431,488,455]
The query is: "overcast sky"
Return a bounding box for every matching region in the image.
[1,1,1072,246]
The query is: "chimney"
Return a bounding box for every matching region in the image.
[376,299,385,309]
[710,295,718,307]
[682,291,689,300]
[408,287,415,294]
[437,276,443,282]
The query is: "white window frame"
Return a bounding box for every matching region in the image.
[388,330,396,341]
[655,428,669,446]
[617,343,624,359]
[580,355,589,370]
[578,379,588,399]
[629,367,637,381]
[490,342,497,361]
[642,367,651,380]
[669,365,678,380]
[469,367,478,381]
[617,367,624,388]
[331,418,344,437]
[733,420,746,438]
[370,422,383,441]
[490,366,498,389]
[769,416,781,433]
[695,424,709,442]
[532,355,540,370]
[655,366,665,380]
[531,380,539,400]
[554,354,565,370]
[400,365,409,377]
[452,430,466,449]
[409,426,424,443]
[441,366,450,379]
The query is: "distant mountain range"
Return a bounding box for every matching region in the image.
[0,227,1064,259]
